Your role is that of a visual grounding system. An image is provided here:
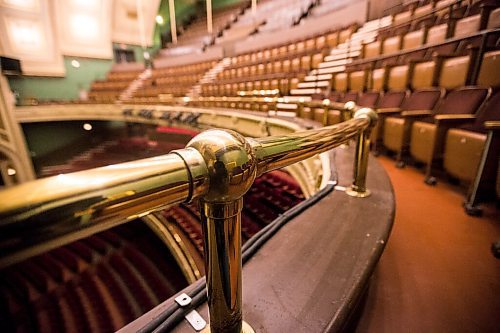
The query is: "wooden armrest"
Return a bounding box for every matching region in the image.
[434,114,476,126]
[432,53,459,59]
[485,121,500,130]
[376,107,402,114]
[434,114,476,121]
[400,110,433,117]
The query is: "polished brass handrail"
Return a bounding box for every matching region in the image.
[0,105,377,332]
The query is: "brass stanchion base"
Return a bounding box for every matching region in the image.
[345,186,371,198]
[201,321,255,333]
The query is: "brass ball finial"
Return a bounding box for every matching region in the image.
[344,101,357,111]
[354,107,378,127]
[186,129,257,203]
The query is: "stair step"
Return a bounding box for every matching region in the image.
[282,96,313,102]
[318,58,352,69]
[324,51,360,61]
[304,74,332,81]
[316,66,346,75]
[289,88,322,95]
[297,81,330,88]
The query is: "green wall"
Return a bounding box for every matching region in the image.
[8,57,113,102]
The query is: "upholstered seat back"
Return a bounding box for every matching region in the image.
[349,70,367,92]
[358,92,380,107]
[436,87,489,115]
[401,89,443,111]
[378,91,407,108]
[463,92,500,133]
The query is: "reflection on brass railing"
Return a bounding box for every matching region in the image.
[0,104,377,332]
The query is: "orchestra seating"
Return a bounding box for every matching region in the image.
[0,221,188,333]
[200,26,350,97]
[39,137,185,177]
[161,169,305,257]
[131,60,218,100]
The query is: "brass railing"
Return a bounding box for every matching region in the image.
[0,105,377,333]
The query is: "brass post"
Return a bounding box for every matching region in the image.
[322,99,330,126]
[342,100,357,122]
[296,99,304,118]
[201,199,253,333]
[184,129,256,333]
[346,108,378,198]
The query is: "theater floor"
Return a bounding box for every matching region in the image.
[355,156,500,333]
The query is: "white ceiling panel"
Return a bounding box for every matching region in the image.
[55,0,112,59]
[0,0,64,76]
[112,0,160,46]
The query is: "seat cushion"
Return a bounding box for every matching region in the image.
[313,108,325,124]
[454,14,480,38]
[371,68,386,91]
[300,107,313,120]
[427,24,447,44]
[412,61,436,89]
[327,110,341,125]
[444,128,486,181]
[364,41,381,59]
[384,117,407,152]
[403,29,425,50]
[388,65,409,91]
[410,121,437,163]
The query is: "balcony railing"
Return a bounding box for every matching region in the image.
[0,104,377,333]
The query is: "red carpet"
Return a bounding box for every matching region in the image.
[356,156,500,333]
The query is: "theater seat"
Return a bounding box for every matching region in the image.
[368,64,411,152]
[383,88,444,163]
[363,40,381,59]
[426,24,447,44]
[410,50,499,183]
[444,94,500,182]
[487,7,500,28]
[410,87,490,183]
[402,28,426,50]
